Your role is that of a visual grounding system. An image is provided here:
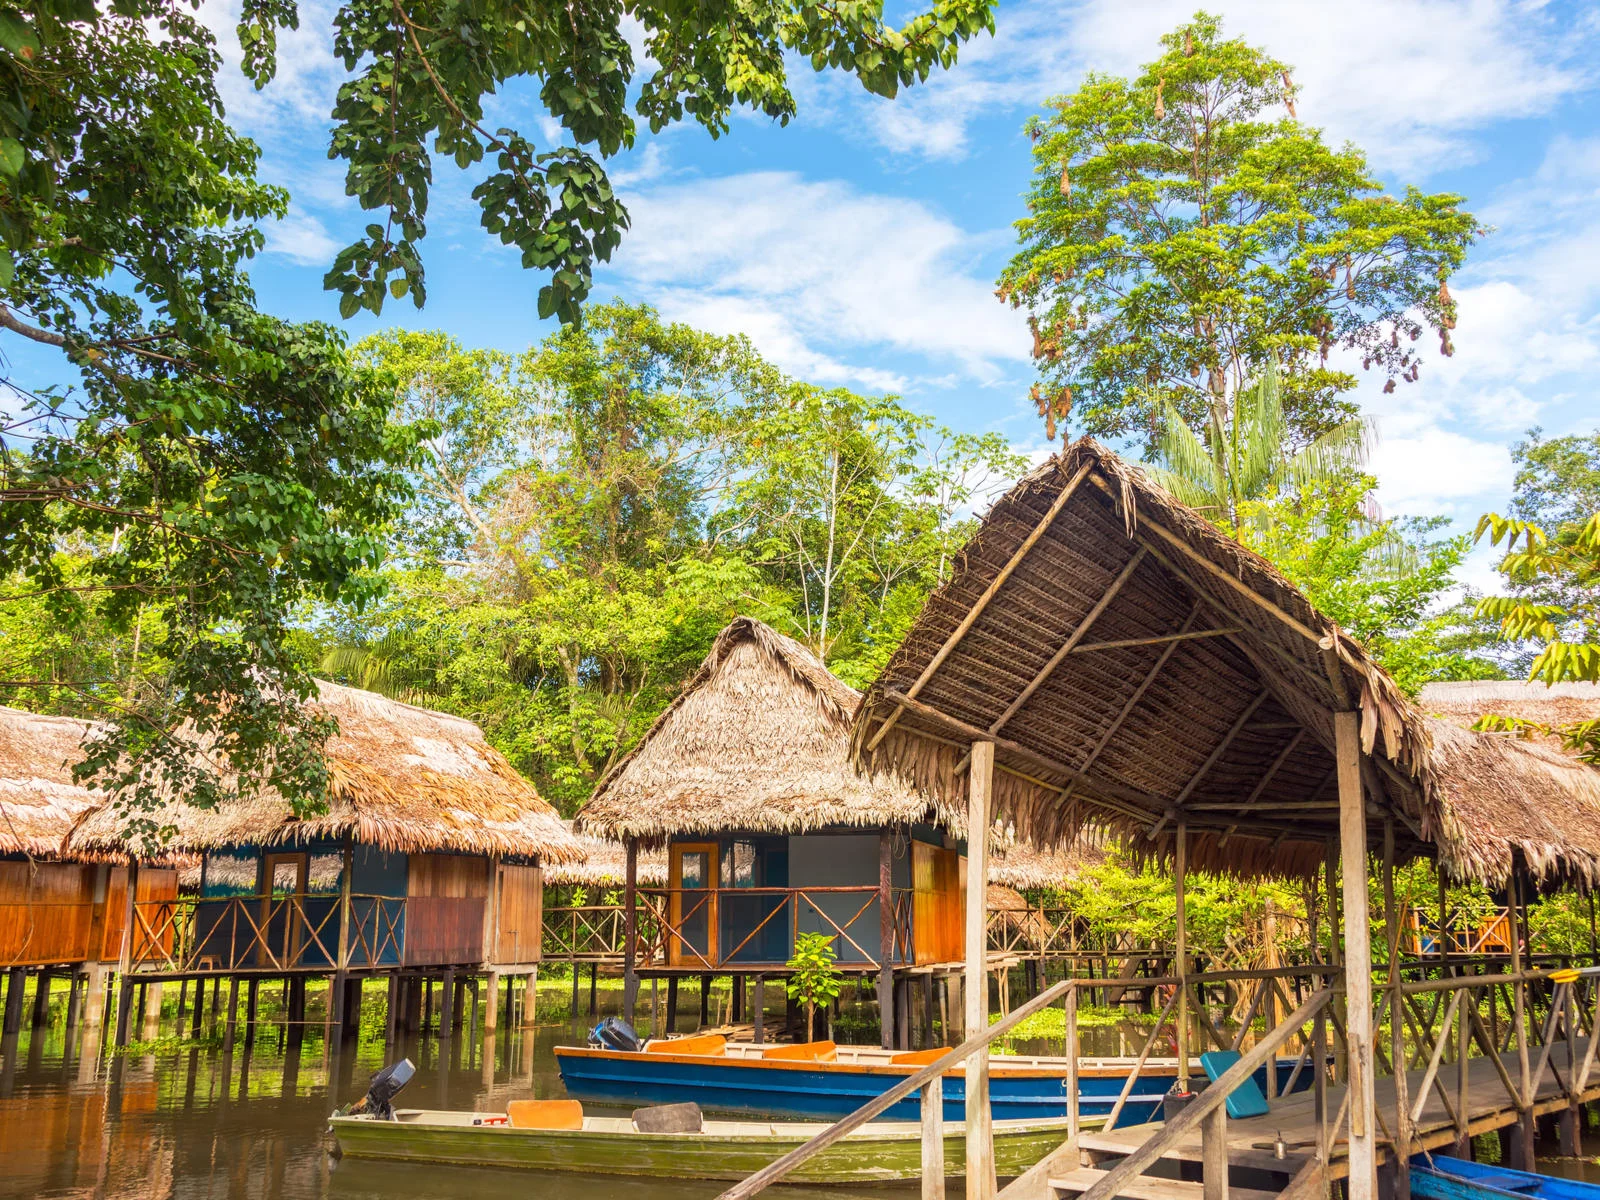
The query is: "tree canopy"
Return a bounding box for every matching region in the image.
[997,11,1479,452]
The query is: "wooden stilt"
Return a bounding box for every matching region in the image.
[922,1074,946,1200]
[1383,822,1411,1200]
[223,976,240,1052]
[624,838,639,1024]
[589,963,598,1017]
[484,970,500,1033]
[63,972,83,1036]
[965,740,995,1200]
[666,976,679,1035]
[1511,870,1535,1169]
[700,974,711,1028]
[879,829,897,1050]
[244,978,259,1048]
[31,971,52,1029]
[752,975,764,1044]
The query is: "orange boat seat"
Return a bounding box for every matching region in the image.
[506,1099,584,1130]
[889,1048,948,1067]
[643,1033,726,1057]
[761,1040,838,1062]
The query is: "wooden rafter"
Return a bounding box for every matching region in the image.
[987,547,1147,735]
[1174,690,1269,807]
[867,459,1095,751]
[1067,627,1241,654]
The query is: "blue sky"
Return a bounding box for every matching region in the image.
[206,0,1599,588]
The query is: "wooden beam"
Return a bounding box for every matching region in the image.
[867,460,1095,751]
[624,839,639,1024]
[1336,711,1376,1200]
[1066,627,1242,654]
[1176,823,1190,1093]
[881,689,1167,816]
[1384,821,1412,1200]
[1240,729,1307,807]
[988,547,1147,735]
[1086,472,1325,644]
[878,831,895,1052]
[966,741,996,1200]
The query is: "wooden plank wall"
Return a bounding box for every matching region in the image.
[912,842,963,964]
[0,861,95,966]
[404,854,489,966]
[99,867,179,963]
[406,854,489,899]
[494,864,542,965]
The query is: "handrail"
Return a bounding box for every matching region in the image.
[716,975,1077,1200]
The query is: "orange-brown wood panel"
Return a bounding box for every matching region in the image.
[494,864,542,964]
[406,853,490,899]
[99,866,179,963]
[912,842,963,965]
[0,861,95,966]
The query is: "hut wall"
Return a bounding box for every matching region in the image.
[100,866,179,963]
[0,859,97,967]
[788,834,907,965]
[911,840,962,964]
[348,844,406,966]
[493,862,542,965]
[404,852,489,967]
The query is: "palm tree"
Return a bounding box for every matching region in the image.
[1148,356,1411,571]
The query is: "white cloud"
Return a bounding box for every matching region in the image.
[264,209,341,266]
[604,171,1028,388]
[846,0,1589,170]
[609,141,672,189]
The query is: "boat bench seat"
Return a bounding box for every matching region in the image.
[762,1040,838,1063]
[890,1048,948,1067]
[643,1034,727,1057]
[507,1099,585,1130]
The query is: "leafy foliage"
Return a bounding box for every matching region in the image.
[228,0,1002,323]
[785,931,843,1038]
[997,11,1478,451]
[0,0,420,840]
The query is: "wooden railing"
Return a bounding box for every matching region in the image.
[123,893,490,972]
[634,886,915,971]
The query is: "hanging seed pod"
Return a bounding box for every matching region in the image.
[1441,333,1454,357]
[1391,330,1399,349]
[1059,161,1071,196]
[1184,30,1194,56]
[1029,318,1043,359]
[1344,256,1355,301]
[1189,361,1201,378]
[1154,77,1166,120]
[1383,379,1397,394]
[1281,71,1296,118]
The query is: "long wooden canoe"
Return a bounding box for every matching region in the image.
[1411,1155,1600,1200]
[556,1040,1315,1126]
[330,1109,1077,1183]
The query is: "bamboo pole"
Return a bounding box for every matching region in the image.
[1383,821,1411,1200]
[1511,870,1534,1168]
[1176,823,1189,1094]
[965,741,995,1200]
[624,838,638,1024]
[880,830,896,1051]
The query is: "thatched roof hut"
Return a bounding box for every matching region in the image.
[544,822,668,887]
[577,617,950,844]
[67,681,584,864]
[1422,680,1600,735]
[0,705,102,859]
[852,439,1600,888]
[987,832,1107,891]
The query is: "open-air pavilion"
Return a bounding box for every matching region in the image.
[721,439,1600,1200]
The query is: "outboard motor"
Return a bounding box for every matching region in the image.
[588,1017,644,1052]
[349,1059,417,1120]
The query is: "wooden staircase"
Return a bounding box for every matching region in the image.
[1025,1130,1321,1200]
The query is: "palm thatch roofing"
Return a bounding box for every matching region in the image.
[67,681,584,864]
[0,705,103,859]
[851,439,1600,888]
[987,831,1107,891]
[544,822,668,887]
[577,617,951,844]
[1422,680,1600,734]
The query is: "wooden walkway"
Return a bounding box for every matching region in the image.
[1055,1042,1600,1198]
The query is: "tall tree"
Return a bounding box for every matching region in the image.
[0,0,419,834]
[232,0,999,322]
[997,11,1479,452]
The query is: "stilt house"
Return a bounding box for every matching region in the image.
[576,617,962,1043]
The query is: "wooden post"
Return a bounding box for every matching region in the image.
[1335,711,1375,1200]
[32,971,52,1029]
[112,861,139,1047]
[1201,1105,1229,1200]
[1176,823,1190,1093]
[624,838,639,1024]
[1383,821,1411,1200]
[880,829,896,1051]
[337,838,354,971]
[1511,870,1535,1169]
[223,976,240,1052]
[752,974,764,1044]
[1065,981,1080,1156]
[922,1074,946,1200]
[666,976,679,1036]
[965,740,995,1200]
[700,974,711,1028]
[484,970,500,1033]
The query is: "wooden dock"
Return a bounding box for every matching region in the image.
[1044,1042,1600,1200]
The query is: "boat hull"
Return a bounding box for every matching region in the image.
[1410,1155,1600,1200]
[554,1046,1314,1127]
[330,1111,1074,1183]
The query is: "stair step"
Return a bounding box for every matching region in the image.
[1049,1167,1282,1200]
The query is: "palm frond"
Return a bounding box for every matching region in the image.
[1151,400,1225,511]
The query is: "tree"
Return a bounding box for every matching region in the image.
[785,932,842,1041]
[231,0,999,323]
[1149,354,1376,540]
[996,11,1479,452]
[1474,508,1600,761]
[0,0,420,836]
[1241,478,1496,696]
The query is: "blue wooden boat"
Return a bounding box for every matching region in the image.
[554,1037,1317,1127]
[1411,1155,1600,1200]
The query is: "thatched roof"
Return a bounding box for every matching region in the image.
[577,617,950,843]
[987,832,1107,891]
[851,439,1600,888]
[0,705,102,859]
[1422,680,1600,734]
[67,681,583,864]
[543,822,668,887]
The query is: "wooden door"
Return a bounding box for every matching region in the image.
[912,842,962,964]
[668,843,718,968]
[494,864,542,965]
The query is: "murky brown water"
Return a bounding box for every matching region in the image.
[0,980,1083,1200]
